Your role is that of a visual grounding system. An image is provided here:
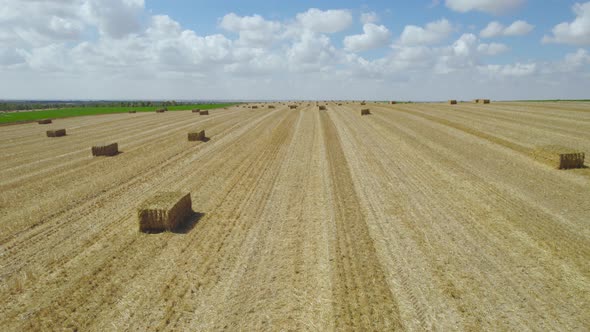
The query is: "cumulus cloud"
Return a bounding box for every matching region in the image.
[296,8,353,33]
[0,1,588,100]
[480,20,534,38]
[344,23,391,52]
[80,0,145,38]
[360,12,379,24]
[219,13,282,47]
[543,2,590,46]
[479,63,537,77]
[445,0,526,15]
[477,42,509,55]
[399,19,453,45]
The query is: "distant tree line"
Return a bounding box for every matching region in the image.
[0,100,209,112]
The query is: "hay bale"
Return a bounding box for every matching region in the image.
[338,103,342,106]
[38,119,52,124]
[199,110,209,115]
[449,100,457,105]
[46,129,66,137]
[252,106,258,109]
[128,110,137,113]
[188,130,206,142]
[533,146,585,169]
[391,101,397,104]
[192,109,200,113]
[138,192,192,233]
[156,109,166,113]
[360,102,366,105]
[475,99,491,104]
[91,143,118,157]
[268,105,275,109]
[289,105,297,109]
[361,109,371,116]
[318,105,327,110]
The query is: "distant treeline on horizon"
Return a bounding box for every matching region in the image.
[0,100,232,112]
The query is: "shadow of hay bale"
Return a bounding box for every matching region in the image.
[173,212,205,234]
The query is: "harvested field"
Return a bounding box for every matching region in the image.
[0,102,589,331]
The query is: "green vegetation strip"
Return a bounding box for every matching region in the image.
[0,103,237,124]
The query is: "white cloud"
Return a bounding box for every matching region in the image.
[445,0,526,15]
[360,12,379,24]
[504,20,534,36]
[479,63,537,77]
[296,8,352,33]
[286,31,339,72]
[543,2,590,46]
[0,2,588,100]
[344,23,391,52]
[399,19,453,45]
[80,0,145,38]
[480,20,534,38]
[477,42,509,55]
[219,13,282,47]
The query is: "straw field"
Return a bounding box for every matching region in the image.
[0,102,589,330]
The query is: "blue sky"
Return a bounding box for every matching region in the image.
[1,0,589,100]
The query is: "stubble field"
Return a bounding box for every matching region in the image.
[0,101,589,331]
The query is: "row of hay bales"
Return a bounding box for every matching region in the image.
[447,99,491,105]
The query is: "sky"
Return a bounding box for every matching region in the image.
[0,0,589,101]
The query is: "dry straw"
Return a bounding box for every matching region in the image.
[38,119,52,124]
[289,105,297,109]
[138,192,192,232]
[46,129,66,137]
[128,110,137,113]
[188,130,206,142]
[449,100,457,105]
[92,143,118,156]
[318,105,327,110]
[156,109,166,113]
[199,110,209,115]
[361,109,371,116]
[532,145,585,169]
[192,109,200,113]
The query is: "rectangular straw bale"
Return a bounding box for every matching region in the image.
[268,105,275,108]
[449,100,457,105]
[532,145,585,169]
[92,143,118,156]
[47,129,66,137]
[391,101,397,104]
[361,108,371,115]
[192,109,200,113]
[199,110,209,115]
[318,105,327,110]
[360,102,366,105]
[252,106,258,109]
[128,110,137,113]
[188,130,206,141]
[138,192,192,232]
[38,119,52,124]
[156,109,166,113]
[289,105,297,109]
